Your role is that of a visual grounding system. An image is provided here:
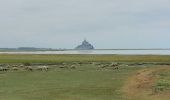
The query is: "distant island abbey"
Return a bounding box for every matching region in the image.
[75,39,95,50]
[0,39,95,51]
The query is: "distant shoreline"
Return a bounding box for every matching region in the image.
[1,49,170,55]
[1,49,170,52]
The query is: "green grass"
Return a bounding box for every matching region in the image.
[1,54,170,63]
[0,54,170,100]
[0,64,139,100]
[154,70,170,93]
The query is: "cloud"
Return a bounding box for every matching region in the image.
[0,0,170,48]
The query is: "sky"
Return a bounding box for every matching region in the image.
[0,0,170,49]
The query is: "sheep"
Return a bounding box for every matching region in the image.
[112,66,119,70]
[99,64,109,68]
[59,65,68,69]
[5,65,11,68]
[110,63,118,67]
[12,67,19,71]
[36,66,49,71]
[19,64,24,67]
[0,67,4,71]
[59,66,65,69]
[110,63,119,70]
[12,65,18,67]
[70,65,76,69]
[0,67,8,71]
[62,62,66,64]
[93,62,102,66]
[25,66,33,71]
[97,64,108,70]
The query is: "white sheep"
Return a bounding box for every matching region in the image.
[0,67,8,71]
[37,66,49,71]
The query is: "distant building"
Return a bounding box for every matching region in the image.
[75,39,95,50]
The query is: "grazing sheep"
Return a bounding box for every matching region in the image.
[6,65,11,68]
[12,67,19,71]
[59,65,68,69]
[0,67,8,71]
[25,66,33,71]
[19,64,24,67]
[62,62,66,64]
[111,64,119,70]
[101,64,109,68]
[70,65,76,69]
[12,65,19,67]
[113,66,119,70]
[77,62,83,65]
[59,66,66,68]
[110,63,118,67]
[36,66,49,71]
[93,62,101,66]
[0,67,4,71]
[59,66,65,68]
[97,64,107,69]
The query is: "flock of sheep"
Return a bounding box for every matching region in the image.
[93,62,120,70]
[0,64,49,72]
[1,62,169,73]
[0,62,120,72]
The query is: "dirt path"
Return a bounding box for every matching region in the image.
[122,66,170,100]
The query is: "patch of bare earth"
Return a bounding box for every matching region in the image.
[122,66,170,100]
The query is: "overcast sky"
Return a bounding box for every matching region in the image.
[0,0,170,49]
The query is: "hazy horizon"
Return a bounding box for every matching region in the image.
[0,0,170,49]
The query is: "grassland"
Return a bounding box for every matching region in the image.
[1,54,170,63]
[0,54,170,100]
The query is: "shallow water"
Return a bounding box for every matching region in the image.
[1,50,170,55]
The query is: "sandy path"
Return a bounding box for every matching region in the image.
[122,66,170,100]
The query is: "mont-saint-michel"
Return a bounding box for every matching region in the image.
[0,39,95,51]
[75,39,95,50]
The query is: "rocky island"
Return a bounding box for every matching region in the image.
[75,39,95,50]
